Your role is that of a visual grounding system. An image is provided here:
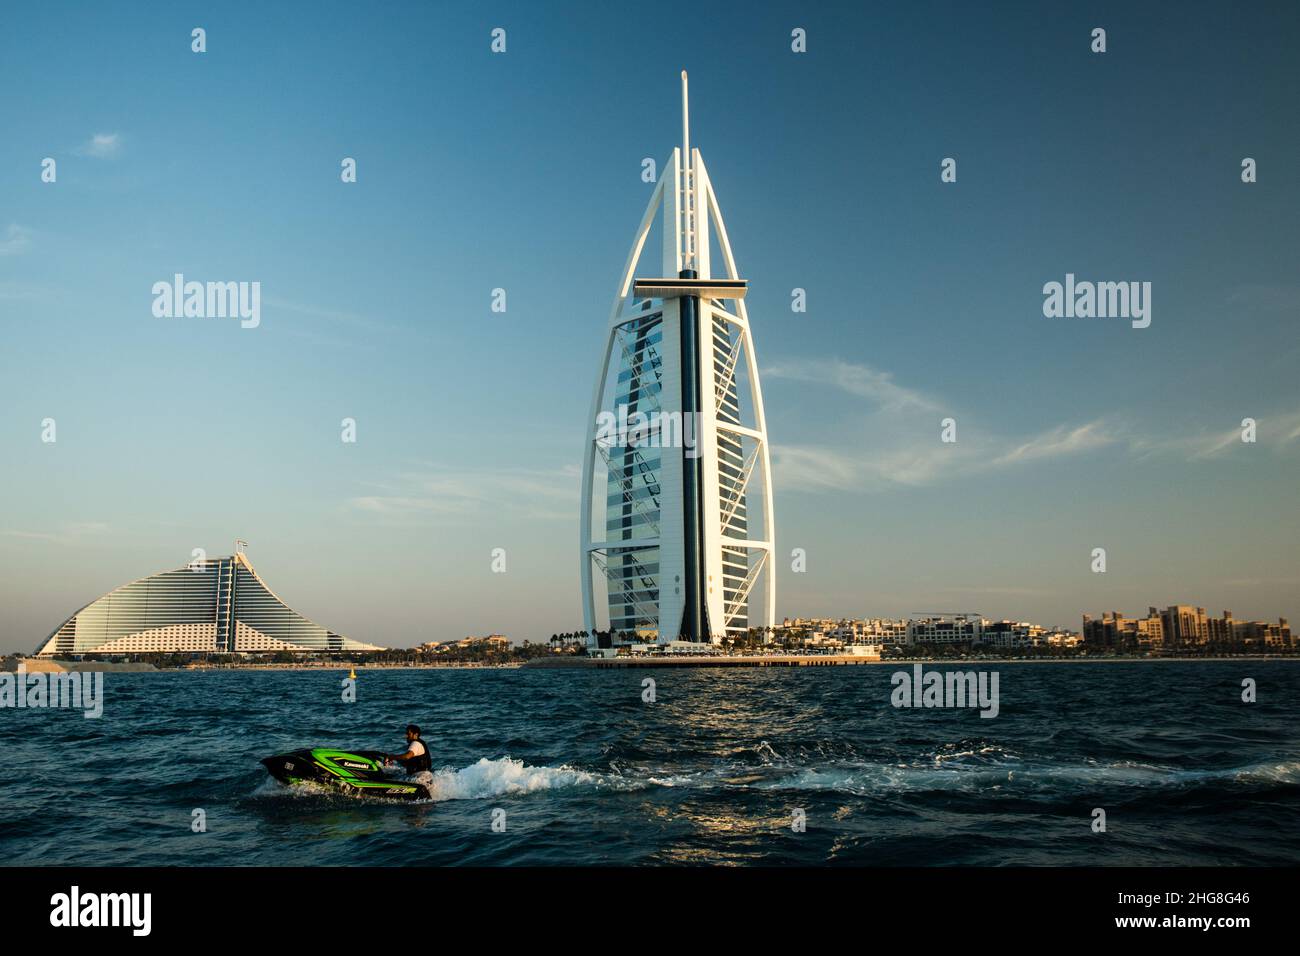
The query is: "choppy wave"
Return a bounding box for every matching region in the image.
[597,741,1300,796]
[758,753,1300,795]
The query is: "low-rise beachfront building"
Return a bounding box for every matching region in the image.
[777,617,900,654]
[776,616,1076,651]
[421,635,512,654]
[907,617,982,645]
[1036,630,1083,648]
[829,619,909,644]
[979,621,1034,648]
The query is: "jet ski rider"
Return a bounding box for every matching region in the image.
[387,724,434,789]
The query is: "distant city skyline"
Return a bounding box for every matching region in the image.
[3,2,1298,654]
[17,534,1297,653]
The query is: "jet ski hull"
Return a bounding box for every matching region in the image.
[261,748,431,801]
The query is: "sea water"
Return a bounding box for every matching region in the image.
[0,662,1296,865]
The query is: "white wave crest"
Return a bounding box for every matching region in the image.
[760,756,1300,794]
[1233,760,1300,785]
[424,757,597,802]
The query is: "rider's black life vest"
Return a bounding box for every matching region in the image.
[402,737,432,775]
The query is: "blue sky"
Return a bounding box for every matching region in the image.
[2,1,1298,652]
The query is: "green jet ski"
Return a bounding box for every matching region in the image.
[261,748,432,801]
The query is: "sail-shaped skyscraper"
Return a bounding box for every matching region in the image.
[580,73,775,648]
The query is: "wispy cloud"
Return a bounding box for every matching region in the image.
[991,421,1118,467]
[1222,576,1300,589]
[0,280,46,299]
[771,420,1111,494]
[265,297,407,345]
[76,132,121,158]
[266,297,387,330]
[771,441,983,493]
[765,357,1300,494]
[1226,283,1300,314]
[0,224,32,257]
[2,521,110,544]
[349,466,579,523]
[941,586,1055,597]
[764,358,939,412]
[1130,410,1300,461]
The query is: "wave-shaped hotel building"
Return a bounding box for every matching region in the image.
[35,550,381,656]
[579,74,776,648]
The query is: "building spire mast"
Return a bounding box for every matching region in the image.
[681,70,694,272]
[681,69,690,175]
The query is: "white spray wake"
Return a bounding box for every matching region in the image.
[257,750,1300,803]
[423,757,599,802]
[760,756,1300,794]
